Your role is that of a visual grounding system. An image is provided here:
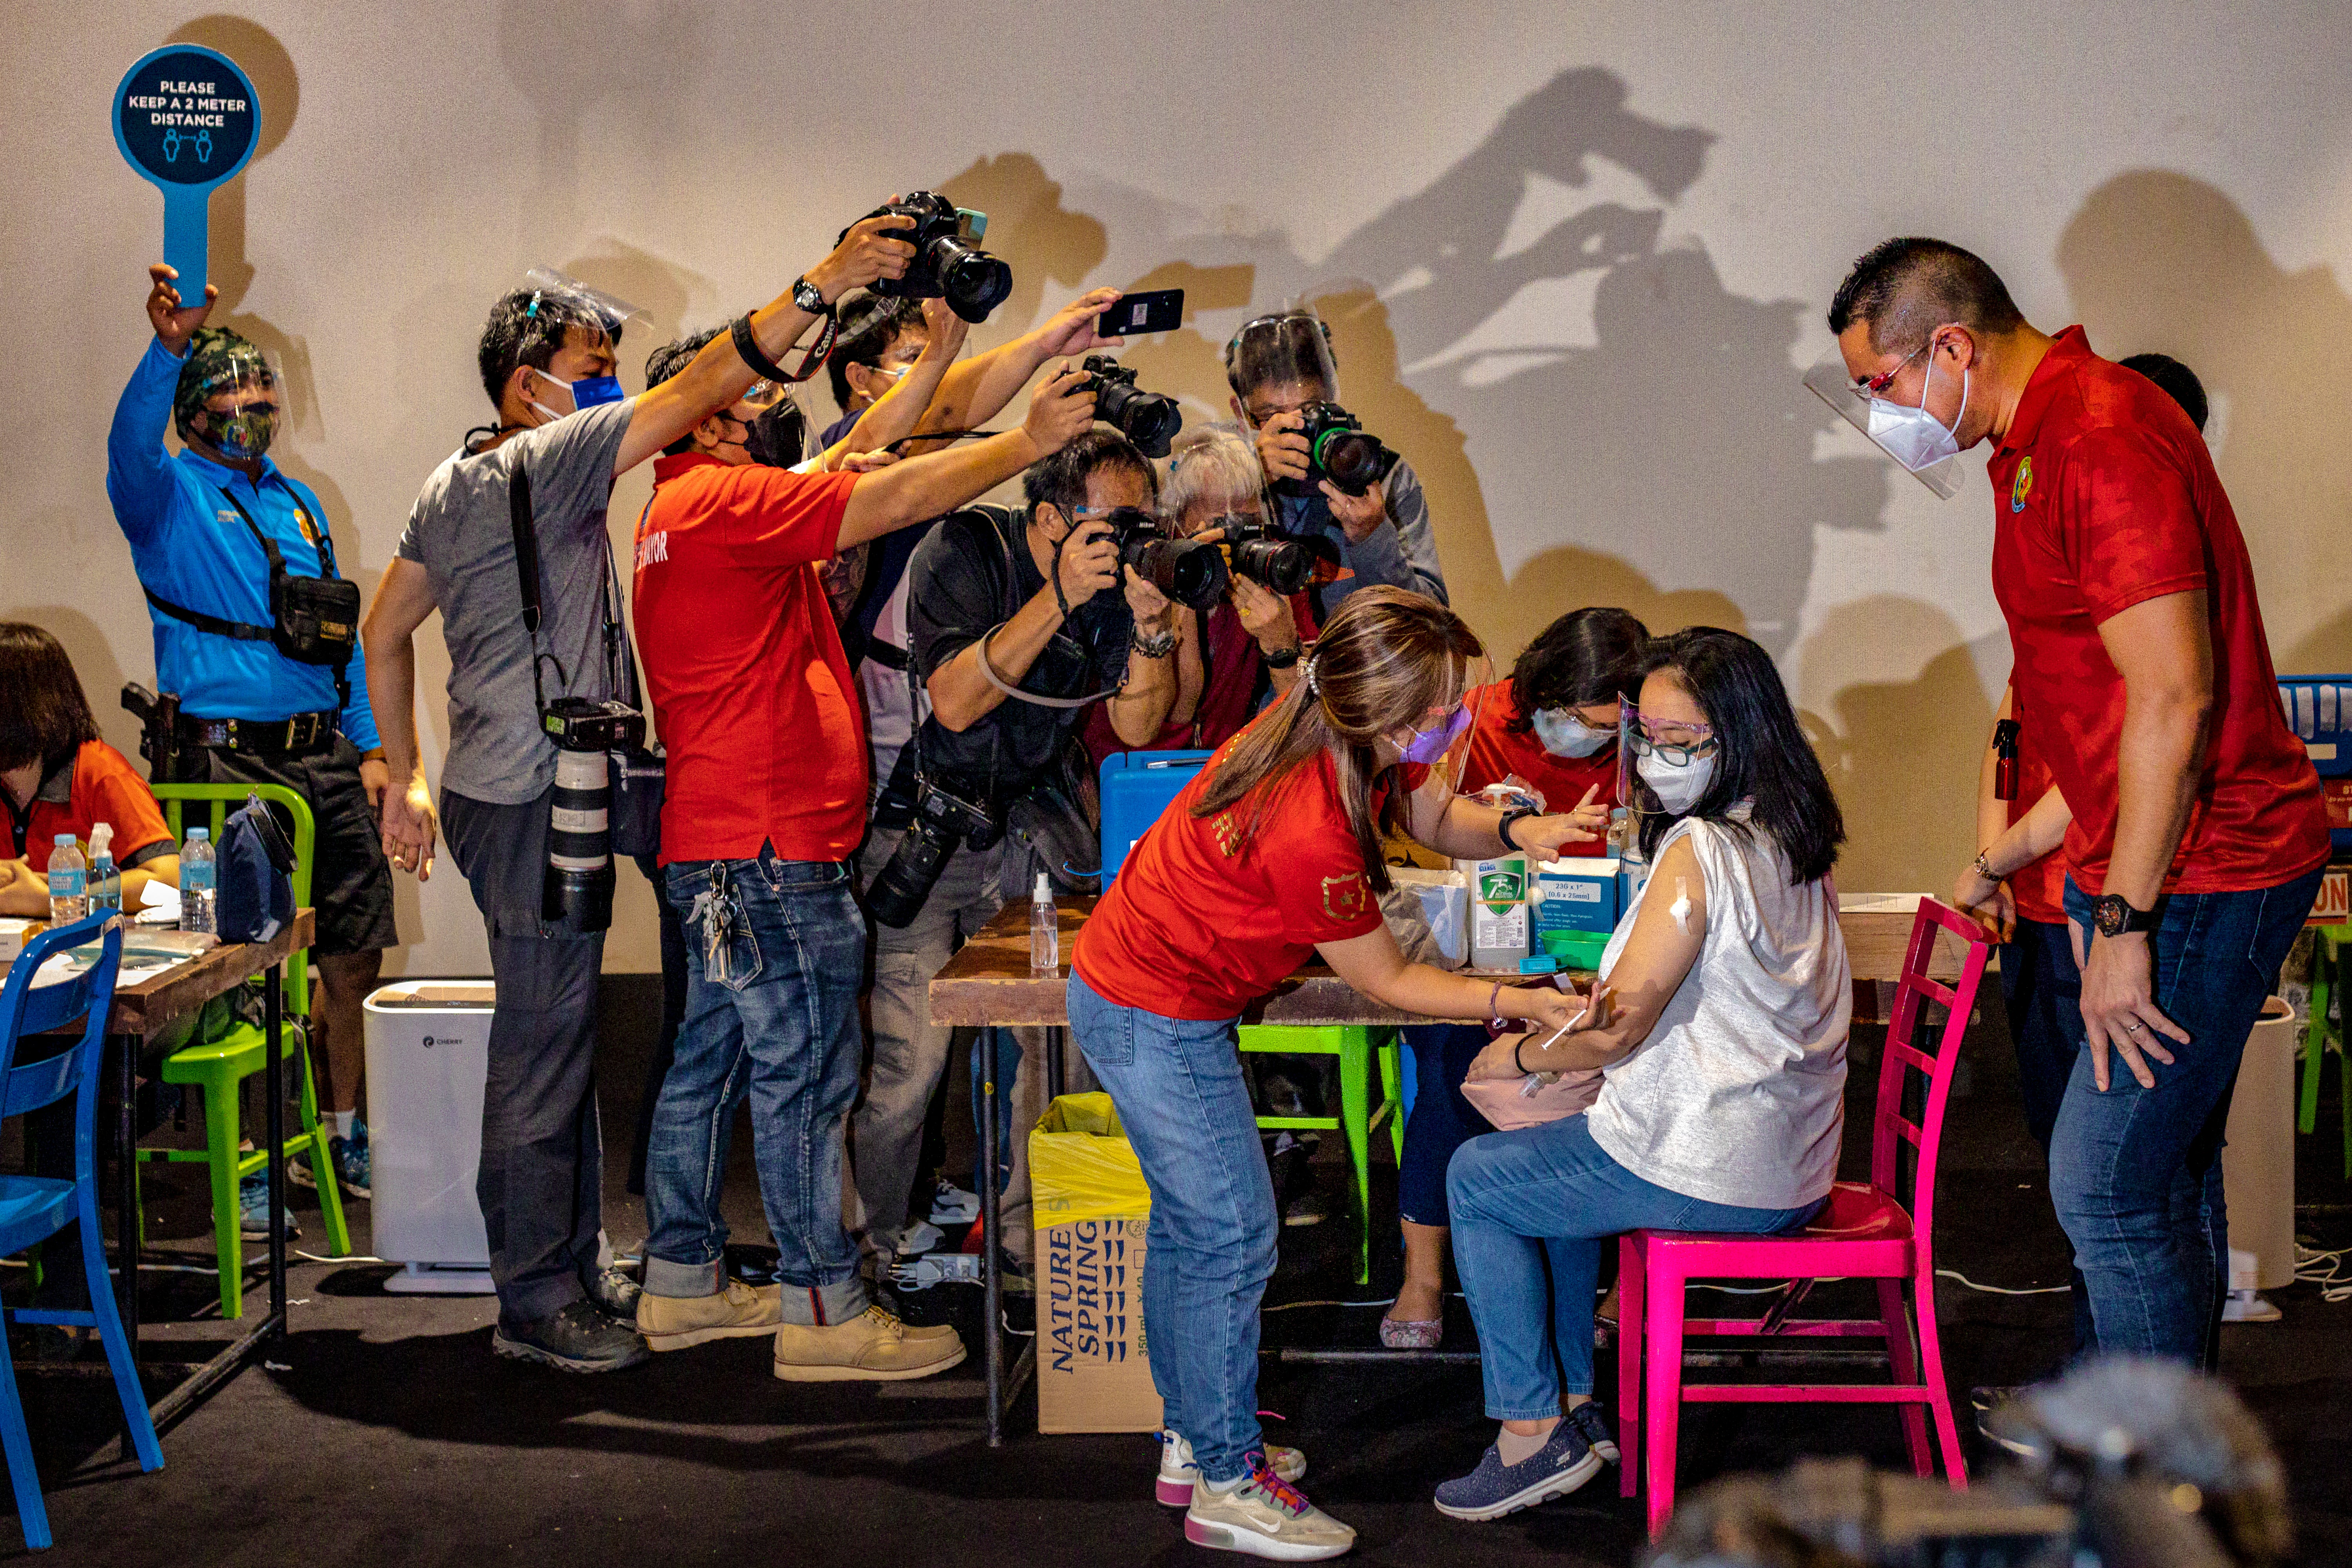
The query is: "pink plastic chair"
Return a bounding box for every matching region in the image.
[1616,898,1991,1538]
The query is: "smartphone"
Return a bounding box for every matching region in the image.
[1100,289,1183,338]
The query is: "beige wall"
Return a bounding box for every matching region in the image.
[6,3,2350,975]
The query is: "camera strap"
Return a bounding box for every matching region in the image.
[973,507,1120,708]
[509,456,554,723]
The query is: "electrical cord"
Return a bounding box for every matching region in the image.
[2295,1242,2352,1303]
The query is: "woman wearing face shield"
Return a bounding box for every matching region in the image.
[1067,588,1600,1561]
[1382,606,1646,1351]
[1432,627,1849,1523]
[1079,424,1314,763]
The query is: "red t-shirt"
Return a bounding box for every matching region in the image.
[1456,682,1618,857]
[1,741,174,869]
[632,455,864,866]
[2004,679,2067,925]
[1987,327,2327,894]
[1073,719,1428,1020]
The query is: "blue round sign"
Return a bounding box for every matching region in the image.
[113,45,259,302]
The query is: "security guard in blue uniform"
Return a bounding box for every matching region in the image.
[106,263,394,1212]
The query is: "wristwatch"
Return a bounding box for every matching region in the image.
[792,276,831,316]
[1497,807,1539,853]
[1131,626,1178,660]
[1263,645,1301,670]
[2091,893,2161,939]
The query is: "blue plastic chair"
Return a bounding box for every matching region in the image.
[0,915,162,1549]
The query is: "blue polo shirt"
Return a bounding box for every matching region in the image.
[105,338,380,749]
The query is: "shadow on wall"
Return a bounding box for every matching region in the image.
[2057,170,2352,674]
[1794,596,1992,897]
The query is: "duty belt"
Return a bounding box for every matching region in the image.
[176,709,338,757]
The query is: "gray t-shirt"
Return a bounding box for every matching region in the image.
[395,399,635,805]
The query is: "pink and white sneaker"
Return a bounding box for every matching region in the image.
[1157,1429,1307,1506]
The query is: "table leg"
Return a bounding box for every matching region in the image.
[983,1028,1003,1447]
[115,1032,139,1352]
[1045,1025,1065,1103]
[264,963,286,1335]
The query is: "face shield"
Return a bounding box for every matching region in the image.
[178,341,283,461]
[1803,345,1965,499]
[518,267,648,419]
[1225,310,1342,426]
[1403,650,1499,800]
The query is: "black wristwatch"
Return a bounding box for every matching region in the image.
[2091,893,2161,939]
[1498,807,1539,854]
[791,276,831,316]
[1263,645,1301,671]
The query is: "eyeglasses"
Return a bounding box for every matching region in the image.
[1627,706,1717,766]
[1853,324,1957,396]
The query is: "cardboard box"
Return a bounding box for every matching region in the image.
[2309,866,2350,928]
[1535,858,1620,935]
[1031,1094,1161,1434]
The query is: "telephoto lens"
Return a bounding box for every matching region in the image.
[1224,526,1313,595]
[544,748,616,934]
[1078,356,1183,458]
[866,812,955,929]
[1105,506,1228,610]
[1297,401,1399,496]
[931,237,1013,322]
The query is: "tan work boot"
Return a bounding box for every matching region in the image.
[637,1279,783,1352]
[773,1306,968,1381]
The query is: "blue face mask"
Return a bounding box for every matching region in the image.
[524,367,626,422]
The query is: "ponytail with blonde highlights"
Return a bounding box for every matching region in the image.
[1191,587,1482,893]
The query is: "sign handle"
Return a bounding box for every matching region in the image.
[163,185,212,302]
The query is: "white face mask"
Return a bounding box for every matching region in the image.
[1531,708,1610,758]
[1638,748,1717,815]
[1865,348,1967,473]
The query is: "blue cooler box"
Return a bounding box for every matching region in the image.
[2278,675,2352,851]
[1099,750,1213,882]
[1534,857,1621,935]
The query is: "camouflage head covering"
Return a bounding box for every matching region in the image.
[172,327,276,445]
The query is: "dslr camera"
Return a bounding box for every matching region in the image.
[541,696,646,753]
[867,776,1002,929]
[849,192,1012,324]
[1074,355,1182,458]
[1219,521,1313,595]
[1097,505,1227,611]
[1292,402,1398,497]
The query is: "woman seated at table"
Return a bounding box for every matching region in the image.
[1079,423,1313,763]
[1067,587,1600,1562]
[1385,604,1647,1350]
[1435,627,1849,1523]
[0,622,178,914]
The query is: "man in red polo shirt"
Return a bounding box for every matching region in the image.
[1825,238,2328,1367]
[627,333,1095,1382]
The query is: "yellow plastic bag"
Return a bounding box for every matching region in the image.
[1029,1092,1151,1229]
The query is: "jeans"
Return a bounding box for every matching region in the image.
[1448,1116,1822,1421]
[2052,867,2320,1367]
[443,787,608,1325]
[2000,915,2094,1359]
[1068,972,1271,1485]
[644,849,869,1326]
[1397,1024,1490,1227]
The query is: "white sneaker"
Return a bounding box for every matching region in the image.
[1159,1430,1306,1506]
[896,1220,945,1257]
[929,1180,981,1226]
[1184,1455,1354,1561]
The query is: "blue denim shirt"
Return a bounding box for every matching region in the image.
[105,337,379,746]
[1269,455,1447,620]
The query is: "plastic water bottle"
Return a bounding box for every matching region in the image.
[181,826,217,935]
[87,823,121,918]
[46,835,87,924]
[1029,871,1059,976]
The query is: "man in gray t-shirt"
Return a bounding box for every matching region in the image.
[361,218,916,1373]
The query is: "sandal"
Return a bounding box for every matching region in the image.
[1379,1315,1443,1350]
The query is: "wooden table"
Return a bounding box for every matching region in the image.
[11,913,314,1431]
[929,895,1965,1444]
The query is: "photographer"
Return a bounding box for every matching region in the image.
[1080,423,1312,763]
[852,428,1176,1273]
[1226,310,1447,619]
[624,328,1095,1378]
[109,265,394,1219]
[361,213,917,1374]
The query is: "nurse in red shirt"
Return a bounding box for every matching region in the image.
[1069,588,1595,1560]
[1829,238,2328,1367]
[1385,605,1645,1352]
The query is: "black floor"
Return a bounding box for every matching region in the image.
[11,977,2352,1566]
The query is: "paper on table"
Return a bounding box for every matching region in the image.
[138,879,181,918]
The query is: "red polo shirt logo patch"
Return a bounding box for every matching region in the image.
[2010,455,2033,514]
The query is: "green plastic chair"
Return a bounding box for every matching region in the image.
[2300,924,2352,1178]
[137,786,350,1319]
[1237,1025,1405,1284]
